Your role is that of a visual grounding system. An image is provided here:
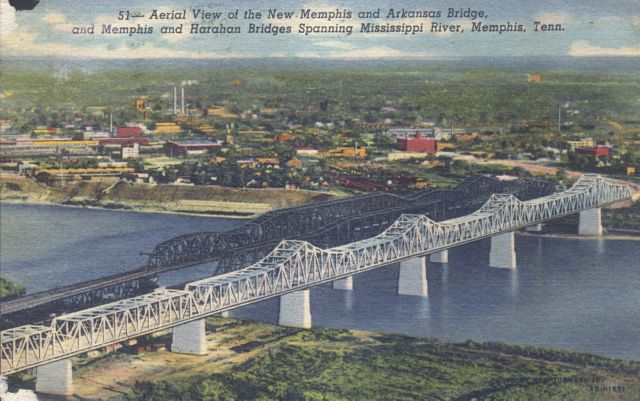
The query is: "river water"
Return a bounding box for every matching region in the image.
[1,203,639,360]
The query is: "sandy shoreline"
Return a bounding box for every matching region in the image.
[518,230,640,241]
[0,198,254,219]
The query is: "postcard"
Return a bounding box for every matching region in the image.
[0,0,639,400]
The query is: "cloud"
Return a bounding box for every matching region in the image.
[0,0,17,38]
[43,11,74,32]
[314,40,354,50]
[297,45,436,59]
[0,27,248,59]
[533,11,572,24]
[633,16,640,27]
[569,40,640,57]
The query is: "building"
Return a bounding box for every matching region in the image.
[325,147,366,158]
[286,158,302,169]
[154,122,182,134]
[121,143,140,159]
[100,138,150,146]
[386,128,435,139]
[203,107,239,119]
[115,126,143,138]
[83,131,111,140]
[296,147,319,157]
[566,138,595,151]
[455,133,479,142]
[397,131,437,153]
[436,142,456,151]
[575,145,611,158]
[528,73,543,83]
[165,140,223,157]
[32,126,61,136]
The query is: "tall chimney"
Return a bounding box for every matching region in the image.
[109,112,113,134]
[173,86,177,115]
[181,86,185,115]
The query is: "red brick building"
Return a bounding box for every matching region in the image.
[115,126,143,138]
[575,145,611,158]
[396,131,437,153]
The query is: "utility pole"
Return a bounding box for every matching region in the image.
[558,104,562,133]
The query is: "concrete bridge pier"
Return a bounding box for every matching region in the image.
[579,208,603,236]
[171,319,207,355]
[429,250,448,263]
[526,223,543,232]
[489,232,516,269]
[398,257,428,297]
[36,358,73,396]
[279,289,311,328]
[333,276,353,290]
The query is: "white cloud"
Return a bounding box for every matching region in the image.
[314,40,354,50]
[633,16,640,27]
[43,12,74,32]
[569,40,640,57]
[0,0,17,38]
[297,45,436,59]
[533,11,572,24]
[0,27,248,59]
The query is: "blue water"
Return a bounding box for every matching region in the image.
[1,203,639,360]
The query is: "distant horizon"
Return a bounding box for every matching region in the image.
[2,54,638,73]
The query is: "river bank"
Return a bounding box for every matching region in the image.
[518,230,640,241]
[8,318,639,401]
[0,174,335,218]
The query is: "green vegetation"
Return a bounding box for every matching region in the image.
[0,275,26,300]
[116,320,639,401]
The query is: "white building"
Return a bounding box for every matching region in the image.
[121,143,139,159]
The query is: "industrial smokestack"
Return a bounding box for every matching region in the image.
[173,86,177,115]
[181,86,185,115]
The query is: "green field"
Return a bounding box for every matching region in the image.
[9,318,636,401]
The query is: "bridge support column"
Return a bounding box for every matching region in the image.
[490,232,516,269]
[36,359,73,396]
[398,257,428,297]
[429,250,448,263]
[333,276,353,290]
[526,223,543,232]
[279,289,311,328]
[171,319,207,355]
[579,208,603,236]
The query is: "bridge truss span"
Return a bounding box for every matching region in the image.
[0,175,631,375]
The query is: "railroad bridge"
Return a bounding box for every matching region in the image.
[0,174,632,396]
[0,175,553,325]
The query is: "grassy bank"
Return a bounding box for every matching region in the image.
[11,318,639,400]
[0,174,335,217]
[0,275,26,301]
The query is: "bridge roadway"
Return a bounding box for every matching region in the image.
[0,174,631,376]
[0,175,553,322]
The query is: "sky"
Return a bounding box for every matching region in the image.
[0,0,639,59]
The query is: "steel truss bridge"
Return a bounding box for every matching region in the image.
[0,174,631,375]
[0,175,553,324]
